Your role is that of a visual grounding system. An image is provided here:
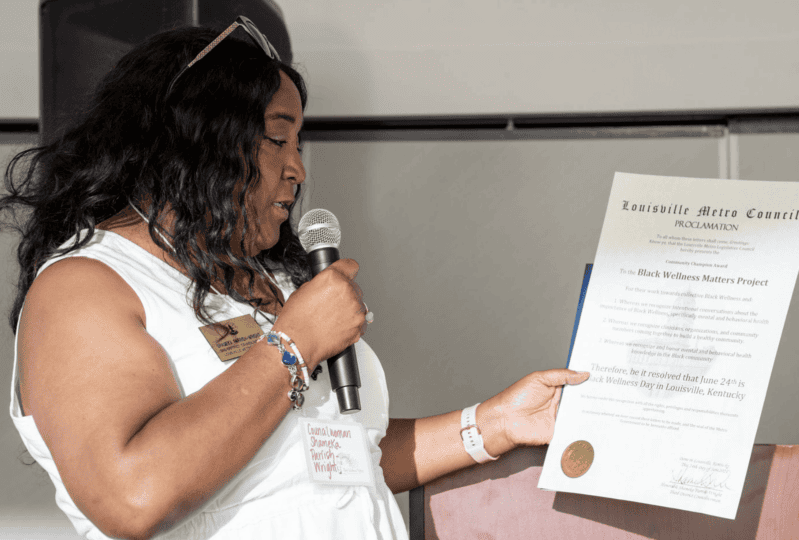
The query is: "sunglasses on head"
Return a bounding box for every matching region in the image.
[167,15,281,96]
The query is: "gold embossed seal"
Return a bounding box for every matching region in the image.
[561,440,594,478]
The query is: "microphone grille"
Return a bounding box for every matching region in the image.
[298,208,341,251]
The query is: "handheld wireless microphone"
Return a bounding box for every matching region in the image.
[298,209,362,414]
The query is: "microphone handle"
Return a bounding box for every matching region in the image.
[307,246,362,413]
[328,347,361,413]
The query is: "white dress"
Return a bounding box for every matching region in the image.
[8,229,409,539]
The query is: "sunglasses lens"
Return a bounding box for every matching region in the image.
[238,16,280,61]
[168,16,281,95]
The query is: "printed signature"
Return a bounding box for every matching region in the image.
[670,468,730,490]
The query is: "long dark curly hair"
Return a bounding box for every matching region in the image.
[1,25,311,334]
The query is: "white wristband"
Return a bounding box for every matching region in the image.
[460,403,498,464]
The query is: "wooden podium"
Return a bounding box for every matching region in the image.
[409,445,799,539]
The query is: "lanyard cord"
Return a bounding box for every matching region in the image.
[127,201,278,323]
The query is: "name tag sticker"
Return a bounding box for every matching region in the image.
[198,314,264,362]
[300,418,375,487]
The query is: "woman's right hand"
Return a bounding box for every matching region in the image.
[271,259,367,367]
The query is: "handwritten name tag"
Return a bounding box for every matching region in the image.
[299,418,375,487]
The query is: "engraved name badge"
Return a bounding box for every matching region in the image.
[299,418,375,487]
[198,314,264,362]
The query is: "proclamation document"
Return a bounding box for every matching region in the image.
[538,172,799,519]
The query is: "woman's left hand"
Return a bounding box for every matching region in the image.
[480,369,590,456]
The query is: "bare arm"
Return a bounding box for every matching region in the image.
[379,370,590,493]
[19,257,366,540]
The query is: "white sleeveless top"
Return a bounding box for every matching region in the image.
[8,230,408,540]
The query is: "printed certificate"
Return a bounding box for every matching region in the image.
[538,172,799,519]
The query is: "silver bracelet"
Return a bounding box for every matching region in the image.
[259,331,308,410]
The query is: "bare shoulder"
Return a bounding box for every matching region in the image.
[18,253,177,405]
[24,256,146,326]
[17,254,181,484]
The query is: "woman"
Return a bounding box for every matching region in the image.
[4,18,589,540]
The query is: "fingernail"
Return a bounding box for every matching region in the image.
[568,372,590,384]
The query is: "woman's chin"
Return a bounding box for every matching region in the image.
[249,235,280,255]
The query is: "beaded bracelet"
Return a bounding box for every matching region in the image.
[258,331,309,410]
[271,331,310,385]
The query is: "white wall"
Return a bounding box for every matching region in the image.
[3,1,799,120]
[282,0,799,117]
[1,0,38,119]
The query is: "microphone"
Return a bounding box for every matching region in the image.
[298,209,362,414]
